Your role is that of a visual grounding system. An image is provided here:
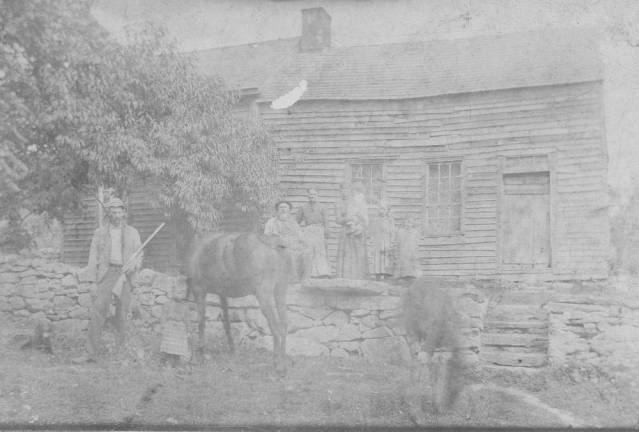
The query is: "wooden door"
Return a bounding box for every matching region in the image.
[501,172,551,270]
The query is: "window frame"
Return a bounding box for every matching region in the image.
[349,161,386,206]
[423,158,464,236]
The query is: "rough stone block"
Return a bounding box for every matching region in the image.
[246,308,269,333]
[155,295,169,305]
[294,325,339,343]
[138,293,155,306]
[20,268,37,278]
[287,310,315,332]
[0,299,12,311]
[229,308,246,322]
[379,308,402,320]
[0,273,19,284]
[286,336,329,357]
[151,305,163,318]
[227,296,260,308]
[336,341,360,353]
[29,311,47,323]
[289,306,332,321]
[24,297,49,312]
[69,305,89,320]
[77,293,92,308]
[230,322,252,341]
[359,314,379,329]
[36,278,49,291]
[335,324,361,341]
[20,285,38,298]
[287,287,325,308]
[14,309,30,317]
[351,309,369,318]
[53,295,74,309]
[136,269,156,286]
[250,335,274,351]
[325,294,401,311]
[361,336,410,365]
[77,282,92,294]
[206,293,220,305]
[21,276,37,285]
[206,306,222,321]
[362,326,393,339]
[9,296,25,310]
[61,275,77,288]
[330,348,350,358]
[323,310,349,327]
[0,283,16,296]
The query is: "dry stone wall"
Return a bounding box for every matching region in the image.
[4,252,639,370]
[545,288,639,370]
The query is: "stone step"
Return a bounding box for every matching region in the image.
[497,290,551,305]
[481,333,548,348]
[487,305,547,320]
[481,350,547,368]
[484,319,548,331]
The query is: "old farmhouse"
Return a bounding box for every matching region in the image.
[63,8,609,281]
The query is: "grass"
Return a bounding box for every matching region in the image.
[1,314,639,428]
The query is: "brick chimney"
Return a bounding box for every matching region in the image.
[299,7,331,52]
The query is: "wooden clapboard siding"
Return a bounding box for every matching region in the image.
[262,81,608,280]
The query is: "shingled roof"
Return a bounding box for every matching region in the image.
[191,28,603,102]
[188,37,299,93]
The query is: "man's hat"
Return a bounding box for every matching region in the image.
[105,197,125,209]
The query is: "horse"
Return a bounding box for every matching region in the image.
[185,232,291,375]
[403,277,465,419]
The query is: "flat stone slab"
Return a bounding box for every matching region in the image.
[302,278,389,296]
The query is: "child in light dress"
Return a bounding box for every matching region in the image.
[160,278,191,367]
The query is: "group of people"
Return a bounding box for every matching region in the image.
[72,185,422,365]
[264,183,422,283]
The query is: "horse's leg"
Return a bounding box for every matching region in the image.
[431,351,452,413]
[220,296,234,354]
[403,335,427,425]
[254,283,284,375]
[274,277,288,372]
[195,289,206,358]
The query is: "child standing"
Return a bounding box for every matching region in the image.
[160,278,191,367]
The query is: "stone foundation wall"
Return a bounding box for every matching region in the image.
[545,290,639,370]
[3,252,639,369]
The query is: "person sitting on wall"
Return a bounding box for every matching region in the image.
[73,197,142,363]
[297,188,331,278]
[264,200,312,283]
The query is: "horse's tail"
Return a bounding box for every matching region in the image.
[220,296,234,353]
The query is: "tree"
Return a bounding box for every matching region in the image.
[0,0,278,249]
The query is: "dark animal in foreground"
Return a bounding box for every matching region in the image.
[403,277,465,419]
[14,319,54,354]
[185,232,291,374]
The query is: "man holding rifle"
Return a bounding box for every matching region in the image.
[73,197,142,363]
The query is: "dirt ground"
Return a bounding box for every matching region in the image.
[1,314,639,428]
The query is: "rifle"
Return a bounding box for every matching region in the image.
[112,222,166,297]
